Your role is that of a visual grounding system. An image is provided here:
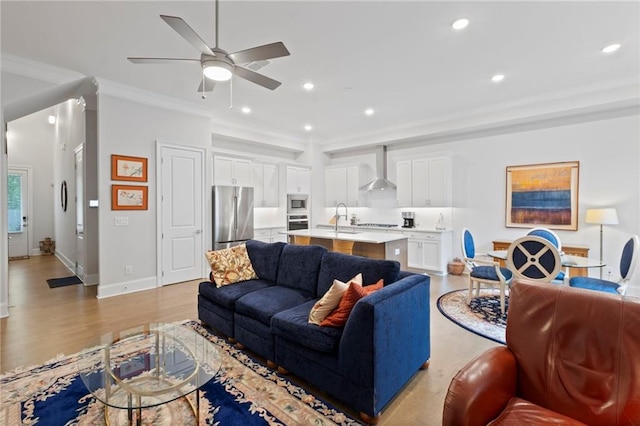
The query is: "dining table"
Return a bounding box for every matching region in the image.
[486,250,605,281]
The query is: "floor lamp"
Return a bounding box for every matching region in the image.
[585,208,619,279]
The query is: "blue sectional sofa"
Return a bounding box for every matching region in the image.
[198,239,431,423]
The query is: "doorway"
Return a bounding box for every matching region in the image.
[7,167,31,260]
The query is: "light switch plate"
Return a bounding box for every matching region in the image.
[114,217,128,226]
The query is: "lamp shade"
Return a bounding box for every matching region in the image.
[585,208,619,225]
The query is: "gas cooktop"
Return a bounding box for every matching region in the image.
[356,223,399,228]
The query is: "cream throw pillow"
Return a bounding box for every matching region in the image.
[205,244,258,288]
[308,273,362,325]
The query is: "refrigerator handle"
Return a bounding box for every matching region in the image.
[233,195,238,231]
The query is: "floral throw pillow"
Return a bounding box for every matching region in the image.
[205,244,258,288]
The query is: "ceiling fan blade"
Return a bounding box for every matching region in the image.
[128,57,200,64]
[228,42,290,64]
[234,66,282,90]
[198,78,216,92]
[160,15,216,57]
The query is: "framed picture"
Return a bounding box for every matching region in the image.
[111,155,147,182]
[112,185,148,210]
[505,161,579,230]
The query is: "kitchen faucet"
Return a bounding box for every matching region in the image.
[334,202,348,233]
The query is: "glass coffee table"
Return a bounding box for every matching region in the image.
[77,323,221,425]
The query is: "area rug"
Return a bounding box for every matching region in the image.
[437,289,508,344]
[46,275,83,288]
[0,320,361,425]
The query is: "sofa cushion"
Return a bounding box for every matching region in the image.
[308,273,362,325]
[488,397,587,425]
[246,240,285,283]
[321,279,384,328]
[272,301,344,353]
[235,286,316,326]
[205,244,258,287]
[276,244,327,294]
[198,279,272,310]
[316,251,400,296]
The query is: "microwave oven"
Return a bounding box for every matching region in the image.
[287,194,309,213]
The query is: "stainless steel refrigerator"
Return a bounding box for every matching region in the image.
[212,186,254,250]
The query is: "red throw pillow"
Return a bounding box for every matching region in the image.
[320,279,383,328]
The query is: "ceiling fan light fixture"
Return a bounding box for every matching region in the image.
[203,60,233,81]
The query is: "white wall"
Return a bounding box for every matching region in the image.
[324,113,640,279]
[96,93,211,297]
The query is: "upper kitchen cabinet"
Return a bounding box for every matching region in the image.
[396,156,452,207]
[324,164,369,207]
[286,166,311,194]
[252,163,279,207]
[213,155,252,186]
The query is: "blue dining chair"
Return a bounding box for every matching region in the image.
[507,235,563,283]
[570,235,640,295]
[461,228,512,314]
[526,227,565,283]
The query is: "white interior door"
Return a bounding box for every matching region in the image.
[7,168,30,259]
[160,145,204,285]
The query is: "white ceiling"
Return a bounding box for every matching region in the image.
[2,1,639,150]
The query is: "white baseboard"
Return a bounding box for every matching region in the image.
[82,273,99,286]
[55,252,76,275]
[0,302,8,318]
[97,276,156,299]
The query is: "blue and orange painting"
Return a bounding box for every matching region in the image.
[509,165,573,226]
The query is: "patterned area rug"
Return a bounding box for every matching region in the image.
[437,289,508,344]
[0,320,361,425]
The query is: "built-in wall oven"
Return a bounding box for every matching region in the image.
[286,194,309,231]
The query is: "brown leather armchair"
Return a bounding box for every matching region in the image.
[443,279,640,425]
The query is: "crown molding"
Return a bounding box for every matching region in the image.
[1,53,84,84]
[210,117,307,154]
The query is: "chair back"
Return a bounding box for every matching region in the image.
[620,235,640,282]
[506,235,561,282]
[527,227,562,250]
[461,228,476,260]
[506,280,640,424]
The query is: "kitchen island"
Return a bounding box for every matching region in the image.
[284,229,408,269]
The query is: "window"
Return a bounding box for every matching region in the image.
[7,173,23,233]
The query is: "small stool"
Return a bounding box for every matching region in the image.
[332,240,355,255]
[293,236,311,245]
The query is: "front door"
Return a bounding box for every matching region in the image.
[159,145,204,285]
[7,168,30,259]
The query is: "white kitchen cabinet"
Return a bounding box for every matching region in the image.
[286,166,311,194]
[404,230,452,275]
[324,164,368,207]
[214,156,252,186]
[254,227,287,243]
[252,163,279,207]
[396,156,452,207]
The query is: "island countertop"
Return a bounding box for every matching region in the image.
[283,229,408,244]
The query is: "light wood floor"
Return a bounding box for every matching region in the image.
[1,255,498,425]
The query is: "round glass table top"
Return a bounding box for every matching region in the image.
[77,322,221,409]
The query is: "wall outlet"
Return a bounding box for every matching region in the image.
[395,248,400,255]
[125,265,133,275]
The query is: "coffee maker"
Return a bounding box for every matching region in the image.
[402,211,415,228]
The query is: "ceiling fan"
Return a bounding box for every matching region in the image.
[127,0,290,94]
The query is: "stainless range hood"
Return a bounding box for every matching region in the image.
[360,145,397,191]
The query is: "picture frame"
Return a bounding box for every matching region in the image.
[505,161,579,230]
[111,154,147,182]
[112,185,148,210]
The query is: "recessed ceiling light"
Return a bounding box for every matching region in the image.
[241,106,251,114]
[491,74,505,83]
[303,82,315,91]
[601,43,621,54]
[304,124,313,131]
[364,108,375,116]
[48,115,56,124]
[452,18,469,30]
